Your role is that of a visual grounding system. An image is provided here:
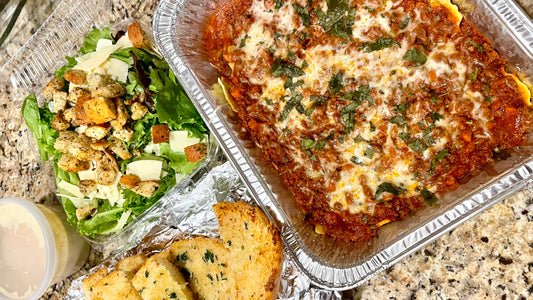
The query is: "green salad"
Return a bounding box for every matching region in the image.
[22,23,208,237]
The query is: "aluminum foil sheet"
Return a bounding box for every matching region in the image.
[65,162,342,300]
[152,0,533,290]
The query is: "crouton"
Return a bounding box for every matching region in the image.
[52,90,68,112]
[87,72,113,90]
[43,77,65,100]
[64,69,87,85]
[92,82,126,98]
[113,126,134,143]
[74,94,92,125]
[63,107,79,126]
[85,124,111,140]
[54,131,78,153]
[213,201,283,300]
[184,143,207,162]
[132,253,194,300]
[91,270,142,300]
[57,154,91,173]
[151,124,169,144]
[169,237,237,300]
[68,87,90,106]
[82,267,108,300]
[119,174,140,189]
[110,139,132,160]
[76,203,97,220]
[54,131,93,160]
[130,102,148,120]
[78,179,97,196]
[91,140,110,151]
[95,150,119,185]
[51,111,70,132]
[81,96,117,125]
[110,98,128,130]
[115,254,147,274]
[128,22,144,48]
[131,181,160,197]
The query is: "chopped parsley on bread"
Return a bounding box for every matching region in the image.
[82,201,283,300]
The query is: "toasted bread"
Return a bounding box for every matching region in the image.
[213,201,283,300]
[115,254,147,274]
[82,267,108,300]
[132,251,194,300]
[169,237,238,300]
[92,270,141,300]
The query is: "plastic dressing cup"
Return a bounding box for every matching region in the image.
[0,198,90,300]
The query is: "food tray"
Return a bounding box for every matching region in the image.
[0,0,219,251]
[153,0,533,290]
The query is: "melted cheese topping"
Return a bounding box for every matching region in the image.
[222,0,527,215]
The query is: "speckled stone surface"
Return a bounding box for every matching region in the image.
[0,1,531,299]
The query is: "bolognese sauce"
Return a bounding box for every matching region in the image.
[205,0,532,242]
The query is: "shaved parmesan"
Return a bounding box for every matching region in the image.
[126,160,163,181]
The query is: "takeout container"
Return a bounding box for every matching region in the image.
[0,0,220,252]
[153,0,533,289]
[0,198,89,300]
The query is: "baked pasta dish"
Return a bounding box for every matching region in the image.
[205,0,532,242]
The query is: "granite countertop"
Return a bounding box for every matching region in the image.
[0,0,532,299]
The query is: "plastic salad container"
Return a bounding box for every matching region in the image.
[0,0,219,249]
[153,0,533,290]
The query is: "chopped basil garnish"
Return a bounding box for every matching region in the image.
[350,156,364,165]
[315,0,355,40]
[435,148,449,161]
[430,111,443,122]
[364,6,375,13]
[278,94,303,121]
[293,3,311,27]
[359,37,400,52]
[369,121,376,132]
[425,136,435,147]
[398,16,410,29]
[375,182,406,199]
[286,51,296,62]
[408,139,426,153]
[354,134,365,143]
[274,0,283,9]
[315,130,334,150]
[394,102,410,115]
[466,39,483,52]
[389,115,406,125]
[301,137,316,150]
[399,132,410,143]
[468,67,478,81]
[340,84,372,134]
[421,189,438,205]
[239,34,248,48]
[284,77,304,91]
[269,58,305,77]
[310,94,327,107]
[403,48,427,66]
[364,146,375,158]
[329,72,344,95]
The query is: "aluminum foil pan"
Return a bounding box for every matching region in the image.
[153,0,533,290]
[0,0,219,249]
